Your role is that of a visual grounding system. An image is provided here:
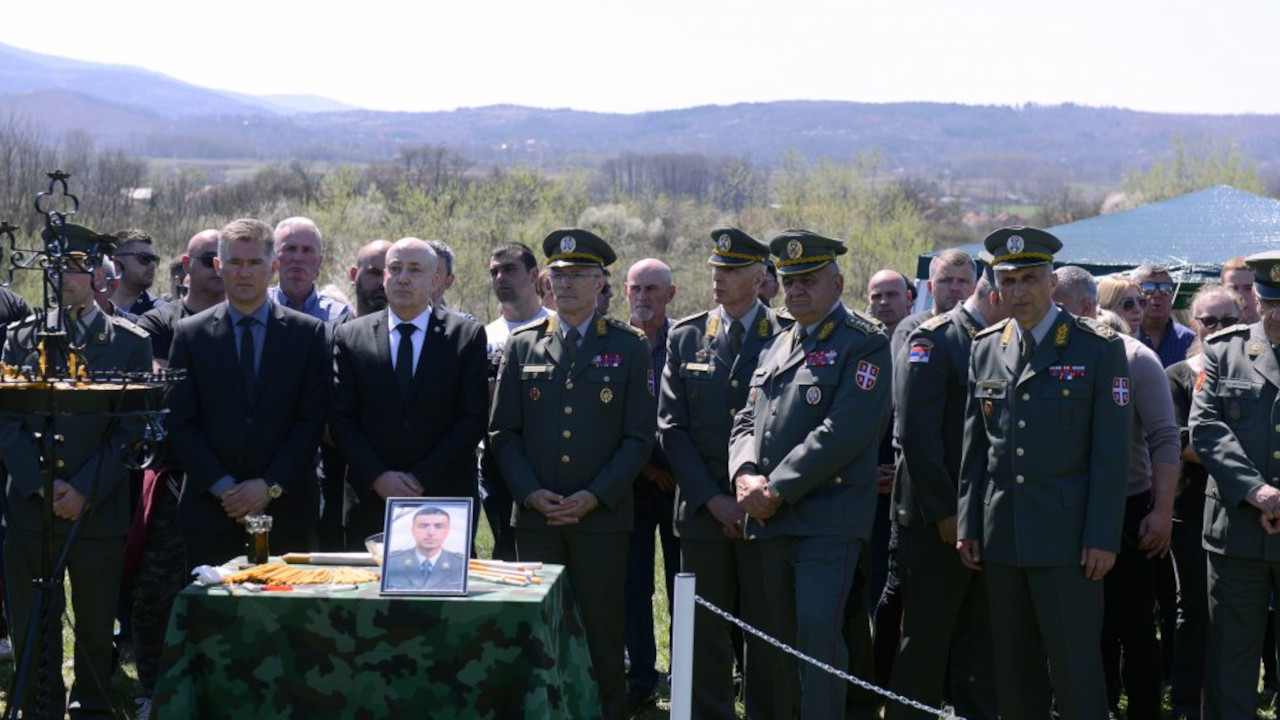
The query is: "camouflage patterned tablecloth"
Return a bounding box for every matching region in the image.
[152,564,600,719]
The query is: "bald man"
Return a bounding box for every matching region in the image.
[349,240,392,318]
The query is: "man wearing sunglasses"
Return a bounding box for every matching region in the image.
[111,229,168,316]
[1132,264,1195,368]
[137,230,225,372]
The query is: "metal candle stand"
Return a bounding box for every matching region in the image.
[0,172,182,720]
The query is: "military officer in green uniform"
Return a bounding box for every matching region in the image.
[489,228,654,720]
[0,224,153,720]
[729,229,892,720]
[659,227,792,720]
[1190,250,1280,720]
[887,270,1003,720]
[957,227,1130,720]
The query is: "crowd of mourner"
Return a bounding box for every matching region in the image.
[0,213,1275,720]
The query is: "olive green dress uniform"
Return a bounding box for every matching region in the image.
[0,225,154,720]
[728,230,893,720]
[1190,250,1280,720]
[958,228,1130,720]
[658,227,792,720]
[489,228,654,720]
[887,302,996,720]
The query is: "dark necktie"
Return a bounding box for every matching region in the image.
[729,319,744,357]
[396,323,416,395]
[420,561,433,586]
[564,327,581,367]
[793,325,807,351]
[1019,332,1036,372]
[237,316,256,389]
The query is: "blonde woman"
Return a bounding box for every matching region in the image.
[1098,274,1144,333]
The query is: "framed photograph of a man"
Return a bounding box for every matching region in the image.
[379,498,473,596]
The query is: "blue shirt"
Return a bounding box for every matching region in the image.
[225,300,270,375]
[268,285,350,323]
[1136,318,1196,368]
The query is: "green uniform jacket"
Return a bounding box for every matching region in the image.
[0,310,153,538]
[659,303,791,540]
[1190,323,1280,560]
[958,311,1131,566]
[489,312,655,532]
[727,304,892,540]
[891,305,984,530]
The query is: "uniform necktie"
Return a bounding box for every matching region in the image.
[565,327,581,367]
[396,323,416,395]
[420,561,433,585]
[793,326,807,351]
[729,319,744,357]
[1019,332,1036,371]
[237,316,256,389]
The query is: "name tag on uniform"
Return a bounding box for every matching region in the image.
[521,364,554,377]
[976,380,1007,399]
[1220,379,1255,391]
[683,362,713,373]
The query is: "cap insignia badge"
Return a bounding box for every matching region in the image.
[787,239,803,260]
[560,235,576,253]
[1006,235,1024,254]
[716,234,732,251]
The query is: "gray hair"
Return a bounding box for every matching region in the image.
[1053,265,1098,307]
[1131,263,1170,283]
[1190,283,1240,317]
[274,216,323,254]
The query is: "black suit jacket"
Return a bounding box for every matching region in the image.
[329,308,488,539]
[167,301,327,538]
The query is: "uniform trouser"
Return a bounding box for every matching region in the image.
[132,489,187,697]
[1204,552,1280,720]
[518,527,629,720]
[5,529,123,720]
[1101,491,1163,720]
[1171,516,1208,719]
[624,506,679,693]
[886,524,997,720]
[758,534,860,720]
[681,536,792,720]
[984,562,1107,720]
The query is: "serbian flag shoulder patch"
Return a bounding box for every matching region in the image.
[908,340,933,364]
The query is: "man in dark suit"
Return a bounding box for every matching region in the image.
[1,223,152,720]
[383,506,467,592]
[330,237,488,542]
[490,228,655,720]
[958,227,1130,720]
[730,230,893,720]
[167,218,328,569]
[660,227,792,720]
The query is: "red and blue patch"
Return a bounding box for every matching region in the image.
[1112,377,1130,406]
[1048,365,1086,380]
[805,349,838,367]
[591,354,623,368]
[908,340,933,364]
[855,360,880,390]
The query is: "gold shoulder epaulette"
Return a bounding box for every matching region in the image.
[110,315,149,339]
[919,313,951,332]
[606,316,646,338]
[509,315,550,335]
[845,309,882,335]
[1206,323,1250,343]
[673,310,709,328]
[1074,316,1116,340]
[975,318,1011,339]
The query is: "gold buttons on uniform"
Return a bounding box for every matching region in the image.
[1016,448,1025,457]
[562,430,571,439]
[1273,451,1280,460]
[765,431,772,439]
[1021,393,1030,401]
[728,408,737,418]
[1018,420,1026,429]
[1061,389,1070,397]
[56,459,65,469]
[566,381,574,390]
[762,458,771,467]
[561,455,570,463]
[1016,475,1025,484]
[731,379,740,388]
[564,406,573,415]
[834,476,843,484]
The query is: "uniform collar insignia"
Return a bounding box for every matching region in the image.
[706,314,720,339]
[1054,323,1069,347]
[817,319,836,342]
[596,317,608,337]
[757,315,770,339]
[1001,322,1014,347]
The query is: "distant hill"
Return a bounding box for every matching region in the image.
[0,42,1277,187]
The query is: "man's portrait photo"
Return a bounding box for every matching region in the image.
[380,499,472,595]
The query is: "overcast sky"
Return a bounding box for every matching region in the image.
[3,0,1274,115]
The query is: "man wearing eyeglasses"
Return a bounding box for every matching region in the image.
[112,229,168,315]
[136,230,226,371]
[1190,251,1280,720]
[490,228,654,720]
[1132,264,1195,368]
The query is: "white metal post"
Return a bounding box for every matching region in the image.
[670,572,696,720]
